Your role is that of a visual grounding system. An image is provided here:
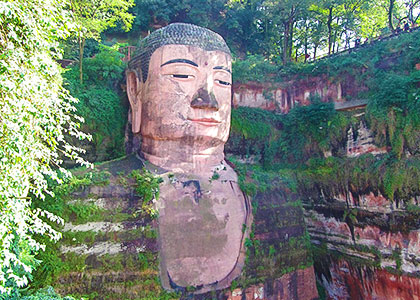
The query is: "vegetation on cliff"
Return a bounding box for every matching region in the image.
[228,47,420,206]
[64,44,128,162]
[0,0,91,297]
[30,158,178,299]
[3,0,420,297]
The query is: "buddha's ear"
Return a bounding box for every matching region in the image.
[126,69,143,134]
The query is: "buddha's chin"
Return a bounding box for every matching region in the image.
[139,135,225,173]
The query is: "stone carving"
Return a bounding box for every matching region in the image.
[346,121,387,157]
[126,23,251,293]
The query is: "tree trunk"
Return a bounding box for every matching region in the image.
[388,0,395,32]
[304,23,308,62]
[314,45,317,60]
[332,24,339,53]
[345,30,350,49]
[79,37,85,84]
[288,21,294,58]
[327,6,333,55]
[283,21,290,65]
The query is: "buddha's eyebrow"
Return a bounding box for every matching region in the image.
[161,59,198,67]
[214,66,231,74]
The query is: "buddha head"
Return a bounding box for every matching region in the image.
[126,23,232,173]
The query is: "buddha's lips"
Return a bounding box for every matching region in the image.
[189,118,221,125]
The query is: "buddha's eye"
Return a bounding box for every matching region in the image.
[216,80,231,86]
[172,74,192,79]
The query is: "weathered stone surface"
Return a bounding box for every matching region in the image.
[51,154,324,299]
[157,162,251,292]
[305,194,420,299]
[232,74,367,113]
[346,121,388,157]
[127,43,232,174]
[226,267,318,300]
[232,83,285,112]
[225,184,318,300]
[334,192,392,213]
[323,259,420,300]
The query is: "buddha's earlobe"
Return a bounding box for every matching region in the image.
[126,70,143,134]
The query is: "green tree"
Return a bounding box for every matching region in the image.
[271,0,312,64]
[64,44,128,161]
[403,0,420,25]
[0,0,89,296]
[69,0,134,83]
[309,0,346,55]
[357,1,388,38]
[376,0,405,32]
[224,0,266,55]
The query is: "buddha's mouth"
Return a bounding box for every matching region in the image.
[188,118,221,126]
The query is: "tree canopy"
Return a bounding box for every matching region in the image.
[0,0,89,296]
[125,0,420,63]
[69,0,134,82]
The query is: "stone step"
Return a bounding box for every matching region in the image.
[67,197,140,212]
[60,240,151,256]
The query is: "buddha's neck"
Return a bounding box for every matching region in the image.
[140,137,225,174]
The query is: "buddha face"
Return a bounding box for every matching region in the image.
[127,44,232,151]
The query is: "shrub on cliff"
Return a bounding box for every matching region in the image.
[232,54,277,83]
[22,287,79,300]
[228,98,354,167]
[274,98,348,163]
[227,107,281,159]
[296,154,420,208]
[367,68,420,159]
[64,44,128,162]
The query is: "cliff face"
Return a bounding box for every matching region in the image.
[45,155,172,299]
[306,191,420,299]
[230,72,420,299]
[223,183,318,300]
[227,267,317,300]
[232,74,366,113]
[323,259,420,300]
[39,155,318,300]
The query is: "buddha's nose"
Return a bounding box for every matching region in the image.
[190,88,219,110]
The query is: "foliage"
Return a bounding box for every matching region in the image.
[227,107,281,160]
[274,97,348,163]
[0,0,90,295]
[131,169,163,219]
[64,44,128,161]
[21,286,80,300]
[229,103,420,208]
[366,70,420,158]
[232,55,277,83]
[103,0,420,69]
[68,0,134,82]
[296,154,420,206]
[227,99,354,166]
[129,0,227,33]
[28,161,180,299]
[233,29,420,160]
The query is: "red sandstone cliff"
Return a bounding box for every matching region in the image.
[232,74,367,113]
[306,192,420,300]
[226,267,318,300]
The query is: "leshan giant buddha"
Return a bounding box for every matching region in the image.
[126,23,251,294]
